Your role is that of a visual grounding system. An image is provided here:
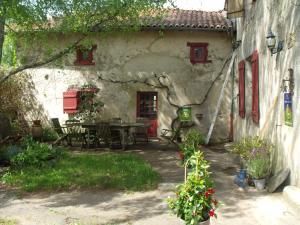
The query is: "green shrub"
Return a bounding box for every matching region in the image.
[0,145,23,165]
[180,129,205,163]
[246,148,271,179]
[230,136,272,161]
[42,127,58,142]
[11,137,66,169]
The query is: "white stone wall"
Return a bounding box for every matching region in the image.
[26,31,232,142]
[233,0,300,186]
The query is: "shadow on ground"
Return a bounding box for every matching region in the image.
[1,142,298,225]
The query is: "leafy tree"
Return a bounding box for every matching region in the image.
[0,0,174,84]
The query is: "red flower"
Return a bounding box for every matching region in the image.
[209,209,215,217]
[204,191,210,198]
[208,188,215,194]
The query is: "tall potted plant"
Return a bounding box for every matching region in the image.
[246,147,271,190]
[230,136,272,189]
[179,129,205,164]
[168,151,218,225]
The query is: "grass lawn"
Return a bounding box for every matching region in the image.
[1,153,161,192]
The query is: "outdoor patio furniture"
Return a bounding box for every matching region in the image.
[81,123,100,148]
[96,122,112,147]
[110,122,148,150]
[133,117,150,144]
[160,128,180,146]
[51,118,70,146]
[65,119,84,146]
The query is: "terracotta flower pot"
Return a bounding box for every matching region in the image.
[181,218,210,225]
[32,120,43,140]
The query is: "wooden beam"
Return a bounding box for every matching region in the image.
[205,51,237,145]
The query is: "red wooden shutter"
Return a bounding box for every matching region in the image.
[238,60,246,118]
[251,50,259,124]
[63,90,80,114]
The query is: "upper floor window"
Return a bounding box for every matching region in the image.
[74,45,97,66]
[187,42,211,64]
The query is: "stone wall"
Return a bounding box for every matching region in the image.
[26,30,232,142]
[233,0,300,186]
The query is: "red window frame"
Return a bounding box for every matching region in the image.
[74,45,97,66]
[251,50,259,124]
[238,60,246,118]
[187,42,211,64]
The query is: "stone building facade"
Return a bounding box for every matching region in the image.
[229,0,300,186]
[26,9,233,142]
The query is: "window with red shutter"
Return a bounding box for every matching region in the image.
[251,50,259,124]
[74,45,97,66]
[238,60,246,118]
[187,42,211,64]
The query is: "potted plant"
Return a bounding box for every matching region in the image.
[230,136,273,189]
[246,147,271,190]
[179,129,205,164]
[31,119,43,140]
[168,151,218,225]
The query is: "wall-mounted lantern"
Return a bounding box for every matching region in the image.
[266,29,284,54]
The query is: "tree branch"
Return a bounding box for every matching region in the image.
[98,53,233,131]
[0,35,86,84]
[0,4,131,85]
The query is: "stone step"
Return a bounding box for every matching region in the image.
[283,185,300,210]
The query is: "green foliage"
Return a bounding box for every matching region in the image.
[73,84,104,122]
[11,137,66,169]
[0,145,23,165]
[246,148,271,179]
[2,153,161,192]
[168,151,218,224]
[230,136,273,161]
[42,127,58,142]
[179,129,205,164]
[2,34,17,68]
[1,0,173,67]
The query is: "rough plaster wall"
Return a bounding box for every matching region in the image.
[233,0,300,186]
[27,31,232,142]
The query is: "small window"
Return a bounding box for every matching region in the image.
[187,42,211,64]
[74,45,97,66]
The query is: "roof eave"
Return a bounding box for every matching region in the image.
[140,27,232,32]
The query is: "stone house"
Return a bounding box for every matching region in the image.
[27,9,233,142]
[227,0,300,186]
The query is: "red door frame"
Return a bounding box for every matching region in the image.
[136,91,158,137]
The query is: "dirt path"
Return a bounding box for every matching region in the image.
[1,143,300,225]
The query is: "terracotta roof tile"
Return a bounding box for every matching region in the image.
[141,9,231,32]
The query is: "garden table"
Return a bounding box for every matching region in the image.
[109,122,147,150]
[81,122,147,150]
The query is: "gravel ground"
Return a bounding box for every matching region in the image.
[0,143,299,225]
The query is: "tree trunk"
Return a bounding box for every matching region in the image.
[0,0,5,65]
